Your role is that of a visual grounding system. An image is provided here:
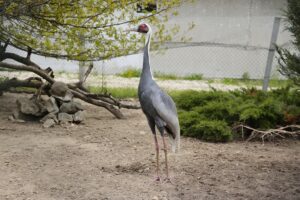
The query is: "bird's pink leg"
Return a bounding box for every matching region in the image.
[153,134,160,181]
[161,135,170,181]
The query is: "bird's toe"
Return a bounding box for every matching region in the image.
[155,176,161,182]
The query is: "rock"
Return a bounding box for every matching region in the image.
[17,97,44,116]
[73,111,86,123]
[58,112,73,123]
[43,118,56,128]
[40,112,58,123]
[45,97,59,113]
[50,82,73,102]
[60,101,83,114]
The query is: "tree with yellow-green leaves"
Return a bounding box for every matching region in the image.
[0,0,184,60]
[0,0,190,118]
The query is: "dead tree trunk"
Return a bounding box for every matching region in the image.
[0,41,140,119]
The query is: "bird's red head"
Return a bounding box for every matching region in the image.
[137,23,149,33]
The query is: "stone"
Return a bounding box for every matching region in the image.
[60,101,83,114]
[43,118,56,128]
[50,82,73,102]
[58,112,73,123]
[73,110,86,123]
[40,112,58,123]
[17,97,43,116]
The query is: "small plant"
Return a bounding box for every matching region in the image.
[222,78,241,85]
[154,71,178,80]
[241,72,250,81]
[118,68,141,78]
[184,73,203,80]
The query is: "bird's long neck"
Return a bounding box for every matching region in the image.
[141,31,153,83]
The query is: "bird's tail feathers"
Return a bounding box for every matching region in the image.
[168,130,180,153]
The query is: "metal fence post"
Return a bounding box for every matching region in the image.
[262,17,281,91]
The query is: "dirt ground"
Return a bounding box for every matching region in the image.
[0,93,299,200]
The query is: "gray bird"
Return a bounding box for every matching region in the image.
[128,23,180,181]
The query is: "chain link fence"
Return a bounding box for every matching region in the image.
[95,17,296,89]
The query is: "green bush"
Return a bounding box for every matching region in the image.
[174,87,300,142]
[173,90,233,111]
[179,116,232,142]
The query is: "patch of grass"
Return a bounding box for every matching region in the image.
[154,72,178,80]
[184,73,203,80]
[88,86,138,99]
[117,69,203,81]
[117,68,141,78]
[222,78,241,85]
[221,78,291,88]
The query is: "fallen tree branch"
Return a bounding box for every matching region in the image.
[233,124,300,143]
[70,89,125,119]
[0,77,43,91]
[0,65,140,118]
[0,48,140,118]
[0,62,55,83]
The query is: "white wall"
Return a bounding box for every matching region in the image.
[150,0,292,79]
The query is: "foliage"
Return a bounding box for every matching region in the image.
[179,110,232,142]
[241,72,250,81]
[118,68,141,78]
[88,86,138,99]
[0,0,192,61]
[276,0,300,86]
[221,78,290,88]
[184,73,203,80]
[117,69,203,80]
[174,88,300,142]
[153,71,178,80]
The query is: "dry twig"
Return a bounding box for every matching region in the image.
[233,124,300,143]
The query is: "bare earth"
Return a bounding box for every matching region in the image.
[0,93,299,200]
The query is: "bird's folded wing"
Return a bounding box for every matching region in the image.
[151,92,178,125]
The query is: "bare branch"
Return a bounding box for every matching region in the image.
[26,47,32,60]
[0,77,43,92]
[70,89,125,119]
[0,62,55,83]
[0,52,41,68]
[82,63,94,84]
[0,62,138,118]
[233,124,300,143]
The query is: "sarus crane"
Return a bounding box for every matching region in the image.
[128,23,180,181]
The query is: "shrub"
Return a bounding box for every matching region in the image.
[173,90,233,111]
[173,87,300,142]
[118,68,141,78]
[181,119,232,142]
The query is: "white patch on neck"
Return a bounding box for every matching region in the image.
[145,30,154,79]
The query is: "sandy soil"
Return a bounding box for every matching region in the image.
[0,93,299,200]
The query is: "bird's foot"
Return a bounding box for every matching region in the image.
[155,176,161,182]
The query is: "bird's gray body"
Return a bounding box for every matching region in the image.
[138,34,180,152]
